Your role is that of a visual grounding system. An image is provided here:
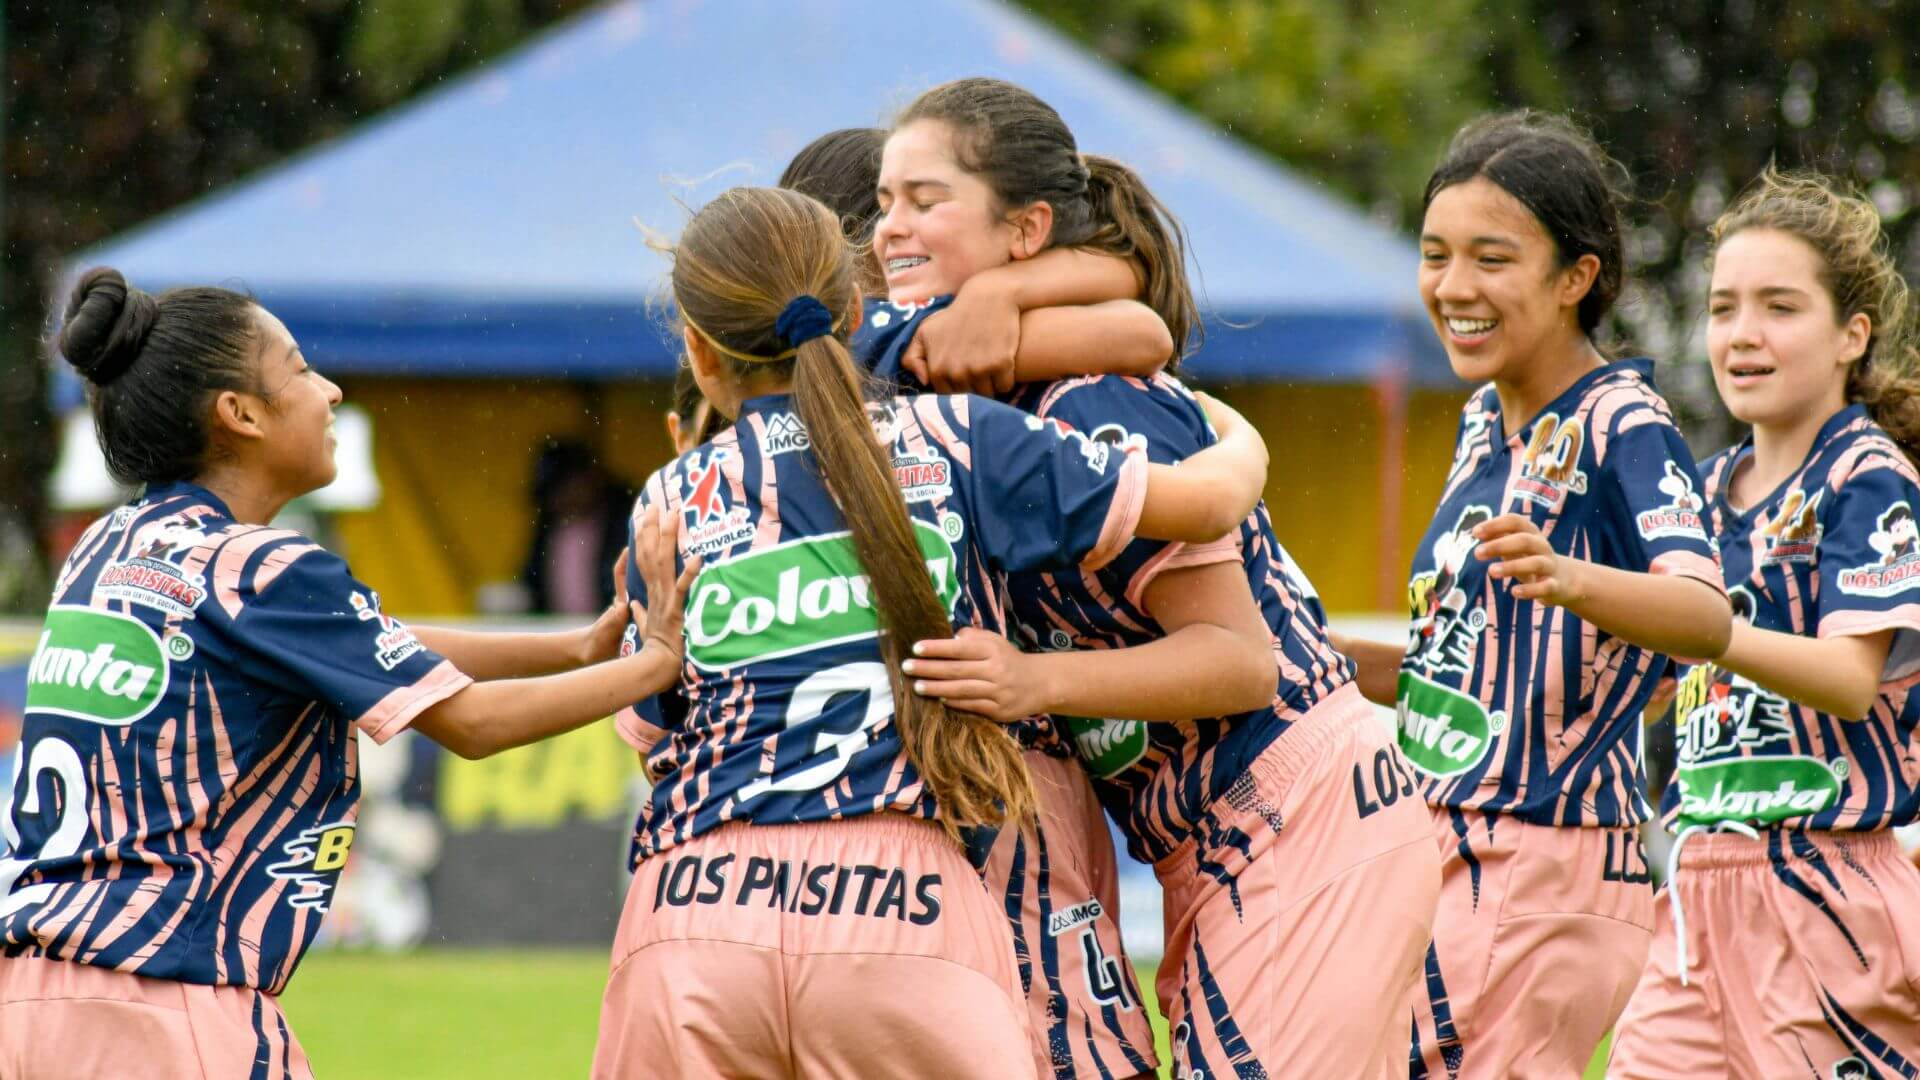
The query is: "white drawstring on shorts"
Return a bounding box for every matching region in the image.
[1664,819,1761,987]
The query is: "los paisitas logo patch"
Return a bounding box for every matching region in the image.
[684,517,962,670]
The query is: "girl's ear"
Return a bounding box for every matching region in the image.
[210,389,268,444]
[1006,201,1056,261]
[1839,311,1871,367]
[1557,252,1602,312]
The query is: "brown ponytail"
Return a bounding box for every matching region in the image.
[669,186,1034,838]
[896,78,1201,363]
[1081,154,1200,365]
[1712,167,1920,466]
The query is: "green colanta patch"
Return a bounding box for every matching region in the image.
[27,605,171,725]
[1395,670,1496,777]
[1674,756,1843,828]
[1062,716,1150,779]
[684,521,960,670]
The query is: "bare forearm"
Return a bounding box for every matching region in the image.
[1032,625,1276,722]
[416,647,680,758]
[1716,622,1888,721]
[1013,303,1171,382]
[1564,563,1731,660]
[412,625,590,680]
[1331,632,1406,706]
[992,248,1142,309]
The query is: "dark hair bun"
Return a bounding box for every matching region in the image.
[59,267,158,386]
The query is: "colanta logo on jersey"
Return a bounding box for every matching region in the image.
[350,591,423,671]
[762,412,810,456]
[1759,487,1823,565]
[266,822,356,911]
[682,448,757,558]
[26,605,170,725]
[1510,414,1588,511]
[1636,461,1708,542]
[683,519,960,669]
[1837,501,1920,597]
[1061,715,1150,779]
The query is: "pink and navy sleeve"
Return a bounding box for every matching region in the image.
[954,394,1146,574]
[230,547,471,743]
[1033,378,1240,606]
[1814,458,1920,687]
[1603,411,1724,591]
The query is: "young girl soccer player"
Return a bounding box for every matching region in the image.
[884,78,1443,1079]
[1333,112,1733,1079]
[0,270,692,1079]
[589,186,1270,1078]
[782,116,1176,1079]
[1609,170,1920,1079]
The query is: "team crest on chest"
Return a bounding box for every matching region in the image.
[1510,413,1588,511]
[1759,487,1823,566]
[1836,501,1920,597]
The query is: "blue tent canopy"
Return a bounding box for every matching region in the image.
[65,0,1449,390]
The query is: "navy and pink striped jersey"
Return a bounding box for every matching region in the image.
[617,392,1146,861]
[1,483,468,991]
[1397,359,1724,827]
[1000,373,1355,863]
[1666,404,1920,832]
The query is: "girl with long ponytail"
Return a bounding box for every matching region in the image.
[1610,167,1920,1078]
[592,185,1269,1078]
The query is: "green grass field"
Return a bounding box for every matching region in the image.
[282,949,1609,1078]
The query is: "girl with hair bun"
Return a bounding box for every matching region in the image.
[1610,168,1920,1078]
[1335,111,1733,1077]
[591,185,1269,1077]
[0,271,696,1077]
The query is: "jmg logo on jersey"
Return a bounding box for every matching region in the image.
[1395,670,1499,777]
[26,605,170,725]
[685,520,960,670]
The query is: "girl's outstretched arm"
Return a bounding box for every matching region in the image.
[412,509,697,759]
[1474,513,1732,660]
[1714,622,1893,721]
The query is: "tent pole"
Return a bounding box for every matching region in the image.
[1370,368,1409,613]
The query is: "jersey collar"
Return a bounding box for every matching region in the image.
[139,479,236,521]
[734,393,798,422]
[1716,402,1867,520]
[1490,357,1655,447]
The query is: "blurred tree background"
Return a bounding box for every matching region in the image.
[6,0,1920,610]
